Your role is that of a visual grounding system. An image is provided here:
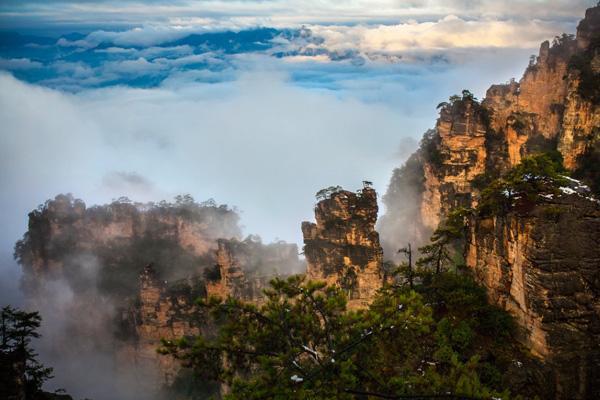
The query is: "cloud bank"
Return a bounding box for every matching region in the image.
[0,0,594,29]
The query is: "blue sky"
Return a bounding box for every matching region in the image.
[0,0,595,280]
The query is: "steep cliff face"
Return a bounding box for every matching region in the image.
[15,194,241,297]
[466,194,600,399]
[378,6,600,398]
[119,265,205,393]
[302,185,384,309]
[380,4,600,254]
[558,6,600,170]
[205,238,302,302]
[421,98,489,230]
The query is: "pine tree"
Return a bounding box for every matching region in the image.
[416,208,470,274]
[160,274,515,399]
[0,305,53,396]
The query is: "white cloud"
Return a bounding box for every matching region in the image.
[57,25,195,48]
[0,57,43,70]
[0,71,413,249]
[102,57,167,75]
[1,0,594,29]
[0,39,533,250]
[304,16,571,59]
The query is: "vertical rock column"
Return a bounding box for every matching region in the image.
[302,185,384,309]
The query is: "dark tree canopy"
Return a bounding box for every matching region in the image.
[160,270,539,399]
[0,306,53,398]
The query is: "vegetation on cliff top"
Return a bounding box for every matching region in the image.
[14,194,241,299]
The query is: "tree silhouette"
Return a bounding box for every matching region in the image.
[0,306,53,397]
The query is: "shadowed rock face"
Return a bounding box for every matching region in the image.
[466,195,600,399]
[302,186,384,309]
[14,194,241,296]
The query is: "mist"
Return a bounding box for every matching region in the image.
[0,25,556,399]
[25,252,170,400]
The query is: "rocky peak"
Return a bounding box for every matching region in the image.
[382,4,600,244]
[577,5,600,50]
[421,95,489,230]
[302,184,384,309]
[379,8,600,396]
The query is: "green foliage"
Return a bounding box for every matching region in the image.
[1,306,54,396]
[437,90,477,112]
[551,33,575,49]
[160,368,221,400]
[161,270,528,399]
[436,89,492,134]
[417,207,471,274]
[477,153,568,216]
[471,172,496,192]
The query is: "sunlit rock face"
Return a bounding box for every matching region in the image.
[422,99,489,230]
[302,185,384,309]
[380,4,600,254]
[466,195,600,399]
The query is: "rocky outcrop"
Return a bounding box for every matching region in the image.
[14,194,304,398]
[302,184,384,309]
[123,265,204,390]
[380,4,600,255]
[558,6,600,170]
[206,238,302,303]
[122,238,303,390]
[378,6,600,398]
[15,194,241,294]
[422,98,489,230]
[466,194,600,399]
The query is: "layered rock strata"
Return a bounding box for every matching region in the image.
[466,195,600,399]
[302,185,384,309]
